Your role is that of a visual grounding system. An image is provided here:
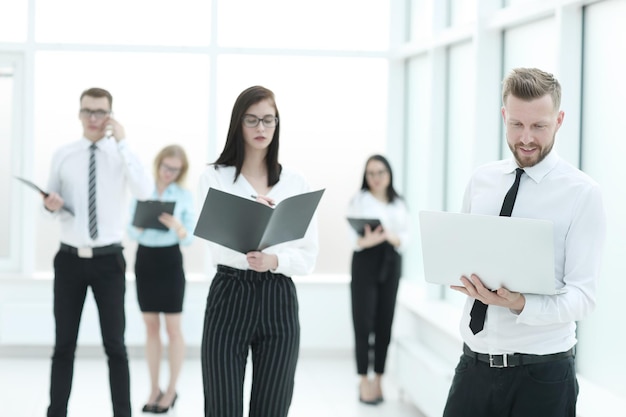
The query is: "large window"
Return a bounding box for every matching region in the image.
[0,54,24,273]
[409,0,434,41]
[1,0,390,278]
[35,0,212,46]
[0,59,16,263]
[578,0,626,396]
[445,41,475,213]
[32,51,212,273]
[218,0,389,50]
[0,0,27,43]
[404,55,437,286]
[396,0,626,404]
[449,0,477,26]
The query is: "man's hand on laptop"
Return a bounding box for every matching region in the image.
[451,274,526,314]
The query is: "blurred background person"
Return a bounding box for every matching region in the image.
[347,154,410,405]
[127,144,195,414]
[44,87,153,417]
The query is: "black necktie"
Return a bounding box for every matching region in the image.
[88,143,98,239]
[469,167,524,335]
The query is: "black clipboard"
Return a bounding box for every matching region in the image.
[14,176,74,215]
[347,217,382,236]
[132,200,176,231]
[194,188,325,253]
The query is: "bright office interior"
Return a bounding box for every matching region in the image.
[1,0,625,416]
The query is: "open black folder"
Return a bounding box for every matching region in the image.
[132,200,176,231]
[347,218,382,236]
[194,188,325,253]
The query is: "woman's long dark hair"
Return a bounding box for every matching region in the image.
[360,154,401,203]
[213,86,281,186]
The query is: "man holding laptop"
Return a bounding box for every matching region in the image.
[442,68,606,417]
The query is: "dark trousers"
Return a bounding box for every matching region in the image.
[443,353,578,417]
[47,250,130,417]
[201,265,300,417]
[351,243,401,375]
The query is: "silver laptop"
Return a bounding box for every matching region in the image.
[418,210,563,295]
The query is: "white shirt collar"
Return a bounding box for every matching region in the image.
[504,151,560,183]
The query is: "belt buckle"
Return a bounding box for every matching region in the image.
[489,354,508,368]
[77,247,93,258]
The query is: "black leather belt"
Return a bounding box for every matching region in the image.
[59,243,123,258]
[463,343,575,368]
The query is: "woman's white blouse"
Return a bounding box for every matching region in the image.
[198,165,319,277]
[346,190,410,253]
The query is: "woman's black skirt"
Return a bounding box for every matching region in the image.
[135,244,185,313]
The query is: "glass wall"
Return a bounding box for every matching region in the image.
[1,0,390,278]
[409,0,434,41]
[0,54,24,272]
[35,0,212,46]
[395,0,626,401]
[0,0,27,43]
[218,0,389,50]
[0,61,15,261]
[577,0,626,397]
[443,41,475,305]
[449,0,477,26]
[404,55,437,284]
[32,51,212,273]
[445,41,475,213]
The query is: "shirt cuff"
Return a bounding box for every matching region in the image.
[273,253,288,275]
[515,293,540,323]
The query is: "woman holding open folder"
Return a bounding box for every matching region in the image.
[347,154,410,405]
[198,86,319,417]
[127,144,195,414]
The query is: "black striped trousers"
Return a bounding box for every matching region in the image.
[201,265,300,417]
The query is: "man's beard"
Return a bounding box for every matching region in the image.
[509,133,556,168]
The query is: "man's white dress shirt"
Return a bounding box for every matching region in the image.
[460,151,606,355]
[46,136,153,248]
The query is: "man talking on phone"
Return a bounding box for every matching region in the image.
[43,87,153,417]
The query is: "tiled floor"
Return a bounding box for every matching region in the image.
[1,352,426,417]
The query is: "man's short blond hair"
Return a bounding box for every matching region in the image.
[502,68,561,111]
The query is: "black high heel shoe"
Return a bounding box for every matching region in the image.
[153,393,177,414]
[141,391,163,413]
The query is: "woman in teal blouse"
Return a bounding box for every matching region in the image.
[127,144,195,414]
